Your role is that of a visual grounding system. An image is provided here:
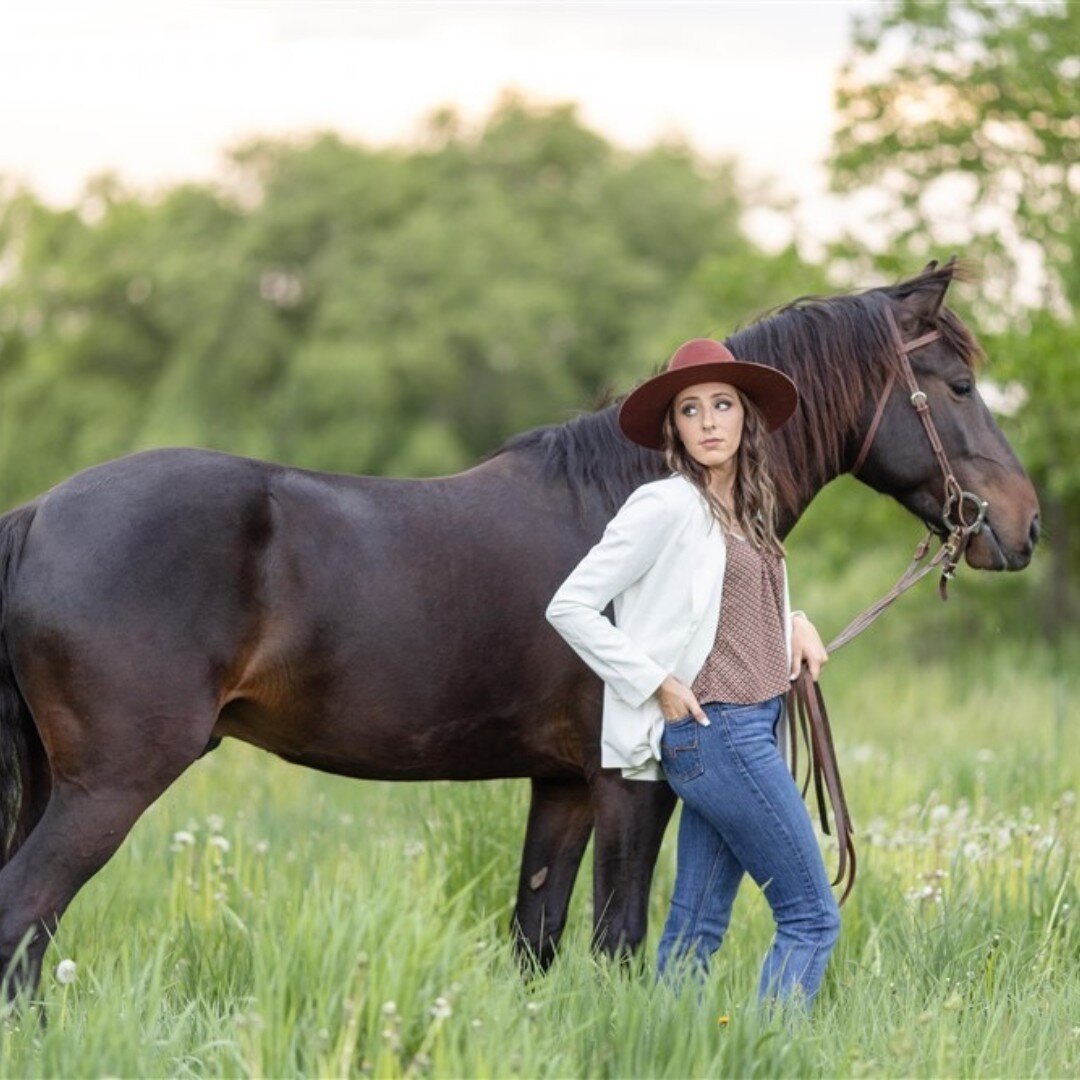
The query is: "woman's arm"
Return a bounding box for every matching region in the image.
[789,610,829,681]
[545,484,675,708]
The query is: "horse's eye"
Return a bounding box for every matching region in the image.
[951,380,974,397]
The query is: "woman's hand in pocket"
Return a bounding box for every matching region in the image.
[656,675,710,726]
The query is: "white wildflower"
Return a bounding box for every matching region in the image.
[430,996,452,1020]
[172,830,196,847]
[55,959,77,985]
[209,835,230,853]
[206,814,225,833]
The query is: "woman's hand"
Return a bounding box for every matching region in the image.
[790,611,829,681]
[656,674,710,726]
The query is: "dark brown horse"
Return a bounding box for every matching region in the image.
[0,263,1039,997]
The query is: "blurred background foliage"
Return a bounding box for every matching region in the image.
[0,1,1074,653]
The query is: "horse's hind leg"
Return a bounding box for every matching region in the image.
[511,777,593,970]
[0,703,212,1001]
[590,771,676,962]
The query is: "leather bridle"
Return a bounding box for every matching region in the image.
[786,305,991,906]
[851,306,990,578]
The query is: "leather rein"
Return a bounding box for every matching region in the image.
[786,306,990,905]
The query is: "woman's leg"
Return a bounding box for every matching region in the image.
[656,797,744,982]
[660,696,841,1011]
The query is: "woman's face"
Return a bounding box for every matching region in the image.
[673,381,745,473]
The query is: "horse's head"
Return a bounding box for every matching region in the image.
[855,262,1040,571]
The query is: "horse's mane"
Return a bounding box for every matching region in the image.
[483,384,670,521]
[483,264,985,520]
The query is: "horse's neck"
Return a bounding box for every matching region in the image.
[773,386,858,540]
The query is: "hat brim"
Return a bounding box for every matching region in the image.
[617,360,799,450]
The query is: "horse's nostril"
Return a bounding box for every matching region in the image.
[1028,513,1041,548]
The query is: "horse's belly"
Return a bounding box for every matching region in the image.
[213,697,584,781]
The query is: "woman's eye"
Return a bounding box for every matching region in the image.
[951,380,974,397]
[681,399,730,416]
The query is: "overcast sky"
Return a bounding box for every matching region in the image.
[0,1,870,251]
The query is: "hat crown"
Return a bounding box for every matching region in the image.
[668,338,737,372]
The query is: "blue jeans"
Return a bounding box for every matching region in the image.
[657,695,841,1011]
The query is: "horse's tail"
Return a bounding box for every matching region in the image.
[0,501,46,868]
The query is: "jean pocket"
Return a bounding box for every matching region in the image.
[660,721,704,783]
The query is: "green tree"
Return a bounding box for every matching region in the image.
[0,93,823,506]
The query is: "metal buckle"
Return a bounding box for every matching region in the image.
[910,390,928,408]
[943,490,989,534]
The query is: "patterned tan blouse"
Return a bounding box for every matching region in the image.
[690,529,791,706]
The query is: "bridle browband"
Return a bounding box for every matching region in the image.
[787,305,991,906]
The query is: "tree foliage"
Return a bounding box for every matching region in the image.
[831,0,1078,315]
[0,92,822,507]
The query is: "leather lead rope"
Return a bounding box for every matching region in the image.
[786,306,990,906]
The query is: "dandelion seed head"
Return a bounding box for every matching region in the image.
[55,959,77,985]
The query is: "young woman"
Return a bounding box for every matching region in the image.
[545,337,839,1013]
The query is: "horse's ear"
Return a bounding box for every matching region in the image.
[896,260,955,325]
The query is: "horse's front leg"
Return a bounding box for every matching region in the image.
[510,777,593,970]
[589,770,676,961]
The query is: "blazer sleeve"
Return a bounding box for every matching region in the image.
[544,484,674,708]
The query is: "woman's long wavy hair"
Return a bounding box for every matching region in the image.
[659,389,786,559]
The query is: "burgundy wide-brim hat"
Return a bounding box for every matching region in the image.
[617,338,799,450]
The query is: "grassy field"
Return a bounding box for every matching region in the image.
[0,515,1076,1080]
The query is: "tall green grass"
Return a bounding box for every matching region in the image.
[0,629,1075,1077]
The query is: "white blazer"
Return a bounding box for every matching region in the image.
[545,472,794,781]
